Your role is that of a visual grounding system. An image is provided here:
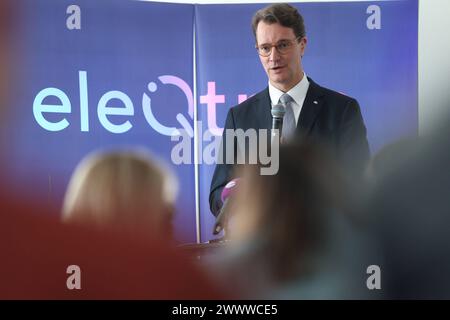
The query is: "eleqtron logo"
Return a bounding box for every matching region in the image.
[32,70,249,137]
[33,71,196,136]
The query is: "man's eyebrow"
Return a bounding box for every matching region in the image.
[258,39,292,45]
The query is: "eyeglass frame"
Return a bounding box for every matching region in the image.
[255,36,303,57]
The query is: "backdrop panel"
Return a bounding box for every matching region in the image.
[195,1,418,242]
[4,0,196,242]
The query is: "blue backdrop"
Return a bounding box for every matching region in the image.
[4,0,196,242]
[3,0,417,243]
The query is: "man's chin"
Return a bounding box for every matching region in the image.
[269,77,288,88]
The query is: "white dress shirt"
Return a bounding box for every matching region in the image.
[268,73,310,125]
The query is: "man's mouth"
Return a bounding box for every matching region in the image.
[271,66,284,71]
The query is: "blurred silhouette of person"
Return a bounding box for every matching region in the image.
[366,137,419,186]
[0,1,222,299]
[63,150,177,241]
[208,142,371,299]
[368,109,450,299]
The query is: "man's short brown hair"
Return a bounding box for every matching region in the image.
[252,3,306,42]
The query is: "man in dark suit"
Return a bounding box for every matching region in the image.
[210,3,370,216]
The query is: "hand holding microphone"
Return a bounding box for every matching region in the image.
[213,178,240,235]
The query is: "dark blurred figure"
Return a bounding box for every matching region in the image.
[368,118,450,299]
[208,142,371,299]
[0,1,222,299]
[367,137,419,186]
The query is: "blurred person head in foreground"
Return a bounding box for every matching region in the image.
[63,149,177,240]
[210,141,371,299]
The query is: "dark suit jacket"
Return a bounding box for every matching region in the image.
[209,77,370,216]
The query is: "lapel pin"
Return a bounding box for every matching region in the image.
[313,100,318,104]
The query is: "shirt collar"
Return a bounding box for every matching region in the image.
[268,73,310,106]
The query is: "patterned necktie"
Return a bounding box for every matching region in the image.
[279,93,296,141]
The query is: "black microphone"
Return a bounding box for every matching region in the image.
[213,178,240,235]
[271,104,285,140]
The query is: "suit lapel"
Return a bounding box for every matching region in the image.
[255,88,272,130]
[297,78,325,136]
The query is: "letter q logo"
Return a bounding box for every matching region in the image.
[143,75,194,138]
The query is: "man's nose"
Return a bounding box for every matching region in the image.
[268,46,280,62]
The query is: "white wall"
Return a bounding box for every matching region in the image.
[418,0,450,134]
[143,0,450,134]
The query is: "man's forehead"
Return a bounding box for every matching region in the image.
[256,22,295,43]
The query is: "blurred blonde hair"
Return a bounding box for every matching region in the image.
[62,149,178,238]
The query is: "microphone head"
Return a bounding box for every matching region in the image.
[221,178,240,202]
[271,104,285,119]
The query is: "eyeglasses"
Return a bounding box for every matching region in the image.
[256,37,301,57]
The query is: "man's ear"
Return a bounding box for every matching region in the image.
[300,36,307,57]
